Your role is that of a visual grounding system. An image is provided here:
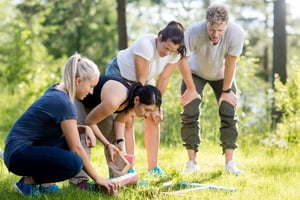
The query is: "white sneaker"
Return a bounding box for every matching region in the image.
[0,149,3,160]
[225,160,244,175]
[184,160,200,174]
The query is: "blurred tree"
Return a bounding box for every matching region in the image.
[271,0,287,126]
[117,0,128,49]
[0,0,59,94]
[42,0,118,72]
[272,0,287,85]
[0,0,64,141]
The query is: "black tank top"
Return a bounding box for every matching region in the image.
[80,75,131,113]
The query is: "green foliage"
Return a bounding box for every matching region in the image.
[159,69,182,146]
[42,0,118,72]
[1,142,300,199]
[0,0,63,91]
[0,1,66,144]
[272,60,300,146]
[235,49,272,136]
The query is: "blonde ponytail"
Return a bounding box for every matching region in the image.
[63,53,100,101]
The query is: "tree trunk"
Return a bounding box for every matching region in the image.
[272,0,287,126]
[117,0,128,50]
[204,0,210,9]
[272,0,287,85]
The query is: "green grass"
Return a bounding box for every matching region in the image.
[1,137,299,200]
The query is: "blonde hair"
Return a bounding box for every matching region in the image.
[63,53,100,101]
[206,4,229,26]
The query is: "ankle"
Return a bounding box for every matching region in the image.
[189,160,197,165]
[23,176,35,185]
[41,183,54,187]
[225,160,234,165]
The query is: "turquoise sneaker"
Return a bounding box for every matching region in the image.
[147,166,166,177]
[128,168,136,173]
[40,183,64,193]
[14,177,41,197]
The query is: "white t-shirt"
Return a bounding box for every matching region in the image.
[117,34,181,85]
[185,20,245,80]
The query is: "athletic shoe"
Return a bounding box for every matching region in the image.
[75,180,95,191]
[127,168,136,173]
[14,177,41,197]
[147,166,166,177]
[40,183,63,193]
[225,160,244,175]
[184,160,200,174]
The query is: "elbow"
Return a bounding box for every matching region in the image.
[84,117,94,126]
[85,102,119,125]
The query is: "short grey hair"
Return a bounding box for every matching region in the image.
[206,4,229,26]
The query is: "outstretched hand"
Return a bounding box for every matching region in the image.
[181,89,201,107]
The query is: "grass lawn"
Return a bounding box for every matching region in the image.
[0,138,299,200]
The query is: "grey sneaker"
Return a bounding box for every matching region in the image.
[184,160,200,174]
[225,160,244,175]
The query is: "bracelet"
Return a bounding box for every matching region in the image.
[116,138,125,144]
[222,88,232,93]
[105,143,111,149]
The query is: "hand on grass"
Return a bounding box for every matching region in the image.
[96,178,119,196]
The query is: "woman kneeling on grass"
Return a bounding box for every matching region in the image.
[3,53,118,197]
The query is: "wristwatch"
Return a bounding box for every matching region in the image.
[222,88,232,93]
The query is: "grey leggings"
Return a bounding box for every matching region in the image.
[180,74,239,153]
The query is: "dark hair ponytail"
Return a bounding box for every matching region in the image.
[126,82,162,112]
[158,21,186,58]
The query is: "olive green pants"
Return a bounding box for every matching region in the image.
[180,74,239,153]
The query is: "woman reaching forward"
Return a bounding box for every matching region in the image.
[71,75,162,185]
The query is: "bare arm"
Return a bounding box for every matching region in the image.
[61,119,117,192]
[85,80,127,146]
[178,57,201,106]
[134,55,150,84]
[156,63,177,94]
[84,80,127,160]
[218,54,238,107]
[223,55,237,90]
[114,111,135,153]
